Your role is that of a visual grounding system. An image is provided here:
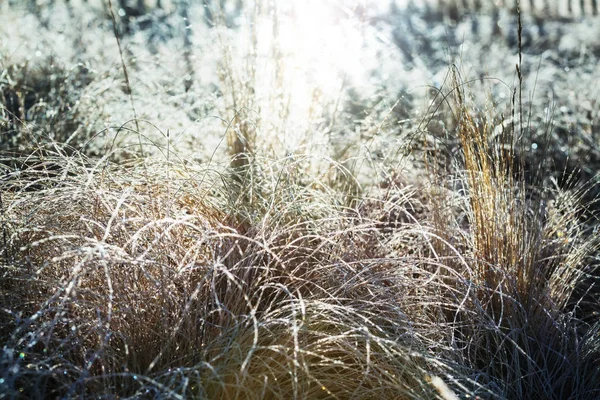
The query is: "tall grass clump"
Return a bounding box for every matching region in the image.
[419,64,600,398]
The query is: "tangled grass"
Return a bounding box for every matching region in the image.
[2,105,599,398]
[1,1,600,399]
[0,149,442,398]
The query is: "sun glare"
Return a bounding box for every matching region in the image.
[248,0,398,151]
[282,1,366,87]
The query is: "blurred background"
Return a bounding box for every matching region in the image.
[1,0,599,193]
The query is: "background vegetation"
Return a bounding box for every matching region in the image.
[1,0,599,398]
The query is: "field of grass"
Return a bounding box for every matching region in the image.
[1,1,599,398]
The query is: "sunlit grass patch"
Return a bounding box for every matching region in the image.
[1,1,600,399]
[0,147,447,398]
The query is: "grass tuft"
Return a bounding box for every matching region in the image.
[1,1,599,399]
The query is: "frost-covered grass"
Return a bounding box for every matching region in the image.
[1,1,599,399]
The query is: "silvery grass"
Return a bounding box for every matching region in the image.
[2,104,599,398]
[0,146,455,398]
[1,0,600,399]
